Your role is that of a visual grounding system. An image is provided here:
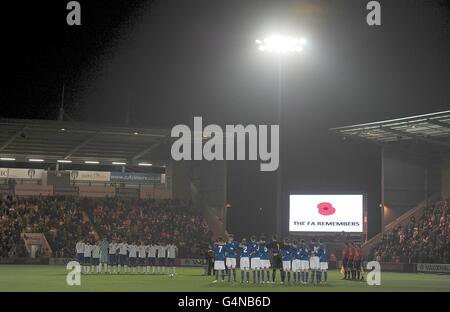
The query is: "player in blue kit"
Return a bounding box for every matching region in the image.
[280,238,292,285]
[213,237,226,283]
[309,238,320,284]
[291,241,303,285]
[291,240,301,286]
[317,240,329,285]
[248,236,261,284]
[298,240,310,285]
[239,238,250,283]
[225,234,239,283]
[258,236,271,283]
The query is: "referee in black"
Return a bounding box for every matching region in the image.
[268,235,283,283]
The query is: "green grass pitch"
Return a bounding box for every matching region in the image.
[0,265,449,292]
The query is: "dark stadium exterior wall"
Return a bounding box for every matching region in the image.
[226,159,277,239]
[167,160,191,201]
[382,147,442,226]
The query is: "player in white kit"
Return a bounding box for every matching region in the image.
[147,243,157,274]
[137,242,148,274]
[128,243,138,274]
[156,243,167,274]
[108,240,118,274]
[117,241,129,274]
[83,242,92,274]
[75,240,85,265]
[91,242,100,274]
[167,243,178,275]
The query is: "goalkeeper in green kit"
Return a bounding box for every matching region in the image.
[99,238,109,274]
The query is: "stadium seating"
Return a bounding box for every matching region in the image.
[86,198,212,258]
[0,195,212,259]
[370,199,450,264]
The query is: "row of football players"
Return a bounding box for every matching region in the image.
[213,235,329,285]
[75,239,178,275]
[342,242,365,281]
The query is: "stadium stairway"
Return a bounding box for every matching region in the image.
[362,192,441,255]
[81,210,100,240]
[203,204,226,240]
[190,180,226,240]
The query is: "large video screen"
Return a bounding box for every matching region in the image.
[289,194,364,232]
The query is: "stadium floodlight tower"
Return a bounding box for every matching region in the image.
[255,34,307,239]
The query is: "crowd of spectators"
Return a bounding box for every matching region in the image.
[87,198,212,258]
[0,195,212,259]
[370,199,450,264]
[0,195,90,258]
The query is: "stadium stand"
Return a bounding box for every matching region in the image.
[0,195,91,258]
[86,198,212,258]
[332,111,450,266]
[369,198,450,264]
[0,195,212,259]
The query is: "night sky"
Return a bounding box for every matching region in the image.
[2,0,449,238]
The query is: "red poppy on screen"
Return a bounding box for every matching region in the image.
[317,202,336,216]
